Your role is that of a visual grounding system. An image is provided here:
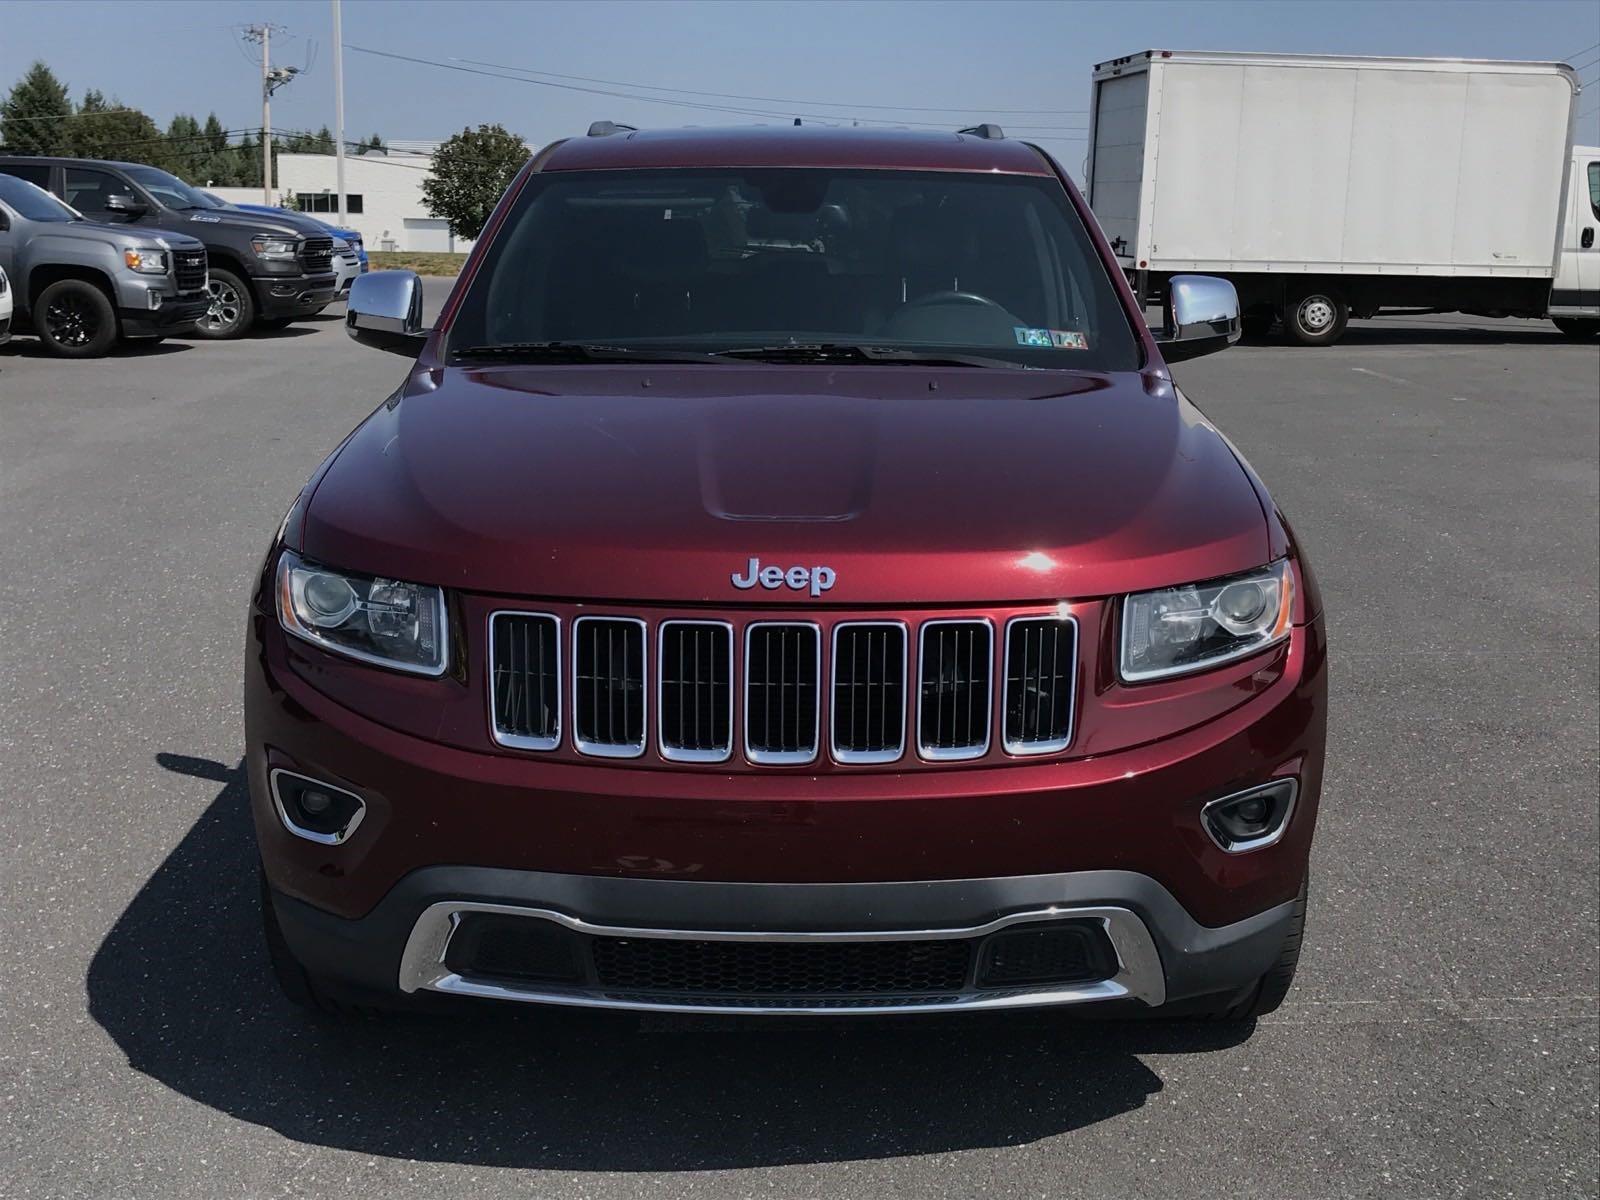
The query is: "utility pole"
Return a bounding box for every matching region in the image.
[332,0,347,224]
[242,23,299,206]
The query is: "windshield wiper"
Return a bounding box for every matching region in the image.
[448,341,731,364]
[711,343,1028,369]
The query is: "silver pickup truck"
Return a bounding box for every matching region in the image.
[0,172,208,357]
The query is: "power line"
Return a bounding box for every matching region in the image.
[344,45,1086,133]
[449,54,1086,115]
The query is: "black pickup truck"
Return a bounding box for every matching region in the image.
[0,156,337,338]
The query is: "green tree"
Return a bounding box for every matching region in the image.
[68,89,164,166]
[420,123,529,241]
[164,113,203,180]
[358,132,386,155]
[0,61,73,154]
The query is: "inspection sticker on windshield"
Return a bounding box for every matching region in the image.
[1014,327,1088,350]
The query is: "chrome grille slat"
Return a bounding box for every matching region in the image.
[831,622,907,763]
[917,620,993,760]
[573,616,647,758]
[489,611,561,751]
[1003,616,1078,755]
[658,620,733,762]
[744,622,820,764]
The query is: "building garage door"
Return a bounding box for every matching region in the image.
[402,218,454,252]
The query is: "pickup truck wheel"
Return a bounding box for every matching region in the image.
[194,267,255,339]
[1552,317,1600,341]
[1285,290,1349,346]
[36,278,117,358]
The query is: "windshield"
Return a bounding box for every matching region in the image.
[448,168,1140,371]
[124,165,226,211]
[0,173,77,222]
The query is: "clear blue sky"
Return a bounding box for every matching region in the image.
[3,0,1597,173]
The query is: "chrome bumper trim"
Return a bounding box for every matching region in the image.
[396,901,1166,1014]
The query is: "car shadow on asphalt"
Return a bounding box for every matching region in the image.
[86,754,1253,1171]
[1,337,193,359]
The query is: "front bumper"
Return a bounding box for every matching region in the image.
[119,293,209,337]
[268,866,1299,1015]
[254,272,338,318]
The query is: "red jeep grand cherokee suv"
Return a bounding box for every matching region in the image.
[248,124,1326,1022]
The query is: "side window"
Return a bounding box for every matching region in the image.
[1588,162,1599,222]
[63,167,125,216]
[0,164,51,189]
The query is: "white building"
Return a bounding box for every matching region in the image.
[276,145,469,252]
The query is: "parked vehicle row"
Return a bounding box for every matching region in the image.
[0,155,363,355]
[0,172,208,357]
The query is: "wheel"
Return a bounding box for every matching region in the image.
[259,867,371,1018]
[35,278,117,358]
[1209,875,1309,1021]
[193,267,255,339]
[1552,317,1600,341]
[256,317,294,331]
[1284,290,1349,346]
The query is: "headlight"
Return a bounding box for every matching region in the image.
[123,248,168,274]
[332,236,350,251]
[251,236,298,261]
[276,550,448,675]
[1120,560,1293,682]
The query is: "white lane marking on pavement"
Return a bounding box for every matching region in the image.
[1351,366,1415,386]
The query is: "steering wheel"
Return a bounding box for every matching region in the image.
[898,289,1010,316]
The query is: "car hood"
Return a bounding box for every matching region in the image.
[176,208,324,238]
[300,365,1272,604]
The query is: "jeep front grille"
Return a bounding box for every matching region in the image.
[489,612,560,750]
[831,622,907,763]
[658,621,733,762]
[573,616,646,757]
[917,621,993,760]
[486,609,1076,767]
[1003,617,1078,754]
[744,623,820,764]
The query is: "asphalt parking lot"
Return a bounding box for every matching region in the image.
[1,299,1596,1199]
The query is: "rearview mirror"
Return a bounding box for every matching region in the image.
[1154,275,1240,363]
[104,193,148,217]
[347,270,427,356]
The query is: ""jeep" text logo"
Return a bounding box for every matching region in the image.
[731,557,837,598]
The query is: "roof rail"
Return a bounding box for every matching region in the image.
[957,123,1005,140]
[587,121,638,138]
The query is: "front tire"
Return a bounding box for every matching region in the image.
[1285,290,1349,346]
[35,278,117,358]
[1552,317,1600,342]
[1207,876,1308,1021]
[259,868,371,1018]
[193,267,255,339]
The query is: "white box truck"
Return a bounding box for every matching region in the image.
[1086,51,1599,343]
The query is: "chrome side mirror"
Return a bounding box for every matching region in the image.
[1155,274,1240,363]
[347,270,427,356]
[105,193,148,218]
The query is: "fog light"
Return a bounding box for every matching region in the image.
[269,769,366,845]
[1201,779,1297,853]
[298,788,333,815]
